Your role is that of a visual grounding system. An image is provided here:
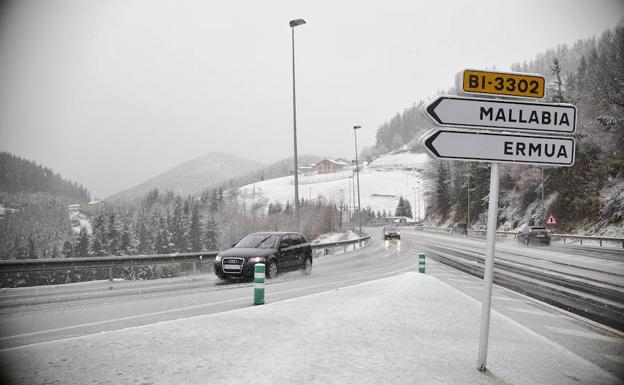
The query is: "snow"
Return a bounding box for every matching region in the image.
[239,151,429,216]
[368,151,430,169]
[1,273,618,385]
[310,231,360,244]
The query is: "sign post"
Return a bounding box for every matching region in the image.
[420,68,576,373]
[477,162,499,371]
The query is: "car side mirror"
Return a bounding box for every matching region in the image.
[231,241,238,247]
[279,242,289,249]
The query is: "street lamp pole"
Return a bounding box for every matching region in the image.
[289,18,306,232]
[411,186,417,222]
[354,125,363,235]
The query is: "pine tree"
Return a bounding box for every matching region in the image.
[436,162,452,218]
[74,228,90,257]
[27,236,37,259]
[62,239,74,258]
[204,216,219,250]
[189,204,202,251]
[107,213,120,255]
[155,215,170,254]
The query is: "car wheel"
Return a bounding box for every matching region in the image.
[302,257,312,275]
[267,261,278,279]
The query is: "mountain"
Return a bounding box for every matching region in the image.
[107,152,263,202]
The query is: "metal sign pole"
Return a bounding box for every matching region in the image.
[477,162,500,371]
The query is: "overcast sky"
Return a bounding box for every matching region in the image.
[0,0,622,198]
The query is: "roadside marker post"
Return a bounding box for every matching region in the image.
[420,68,576,373]
[254,263,265,305]
[418,253,426,273]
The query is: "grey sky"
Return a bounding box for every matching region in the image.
[0,0,622,198]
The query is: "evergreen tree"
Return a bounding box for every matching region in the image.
[107,213,120,255]
[62,239,74,258]
[120,224,133,255]
[204,216,219,250]
[155,215,170,254]
[74,228,90,257]
[189,204,202,251]
[27,236,37,259]
[436,162,452,218]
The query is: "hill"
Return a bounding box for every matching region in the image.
[237,150,430,219]
[107,151,263,202]
[0,151,92,259]
[0,152,90,203]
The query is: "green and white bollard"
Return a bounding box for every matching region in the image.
[254,263,265,305]
[418,253,426,273]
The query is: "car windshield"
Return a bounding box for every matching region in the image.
[530,227,547,231]
[385,226,398,231]
[234,234,280,249]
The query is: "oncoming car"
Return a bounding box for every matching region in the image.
[517,225,551,246]
[383,225,400,240]
[214,232,312,280]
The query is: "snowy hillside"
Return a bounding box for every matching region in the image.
[238,151,430,218]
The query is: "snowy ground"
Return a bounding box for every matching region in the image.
[1,272,618,385]
[239,151,430,216]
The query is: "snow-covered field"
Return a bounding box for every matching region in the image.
[3,272,617,385]
[239,151,430,217]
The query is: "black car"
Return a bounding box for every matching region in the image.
[214,232,312,279]
[453,222,468,236]
[383,225,400,240]
[517,226,550,246]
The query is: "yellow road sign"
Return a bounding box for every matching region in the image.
[462,69,545,99]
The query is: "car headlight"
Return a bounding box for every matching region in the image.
[215,255,222,262]
[249,256,266,263]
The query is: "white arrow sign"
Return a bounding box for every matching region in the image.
[426,95,577,134]
[422,129,575,166]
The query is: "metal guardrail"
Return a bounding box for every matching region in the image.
[0,234,372,279]
[415,226,624,248]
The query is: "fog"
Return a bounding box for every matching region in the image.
[0,0,621,198]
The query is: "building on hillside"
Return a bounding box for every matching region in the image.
[310,159,350,174]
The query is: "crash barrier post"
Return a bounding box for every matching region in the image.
[418,253,426,273]
[254,263,265,305]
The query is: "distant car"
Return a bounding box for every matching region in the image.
[383,224,400,240]
[453,222,468,236]
[214,232,312,280]
[517,226,550,246]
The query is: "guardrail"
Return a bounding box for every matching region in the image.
[0,234,372,281]
[414,226,624,248]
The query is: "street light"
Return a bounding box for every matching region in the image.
[353,125,362,235]
[289,18,306,231]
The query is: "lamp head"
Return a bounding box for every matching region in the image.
[353,125,361,130]
[289,19,306,28]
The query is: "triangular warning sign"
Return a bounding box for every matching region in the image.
[545,213,557,225]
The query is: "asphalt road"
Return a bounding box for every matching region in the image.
[0,227,622,379]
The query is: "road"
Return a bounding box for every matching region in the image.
[0,227,622,379]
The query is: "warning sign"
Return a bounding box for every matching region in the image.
[545,213,557,225]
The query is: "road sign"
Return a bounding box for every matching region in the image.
[421,129,575,166]
[462,69,545,99]
[426,95,576,134]
[545,213,557,225]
